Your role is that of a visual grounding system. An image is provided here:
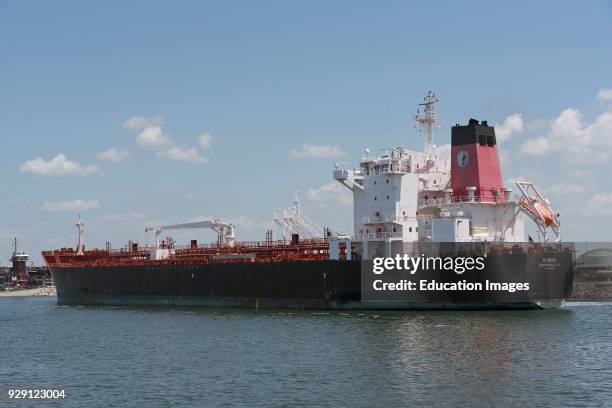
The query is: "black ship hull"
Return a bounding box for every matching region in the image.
[50,252,575,310]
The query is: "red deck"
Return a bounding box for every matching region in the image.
[43,238,330,268]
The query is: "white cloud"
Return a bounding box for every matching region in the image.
[583,193,612,216]
[288,144,346,159]
[135,126,171,147]
[306,182,352,206]
[126,115,209,164]
[124,115,163,130]
[198,133,213,149]
[158,146,208,163]
[96,148,128,162]
[597,88,612,103]
[546,180,598,196]
[20,154,100,176]
[495,113,524,142]
[43,199,100,212]
[525,118,548,132]
[520,136,554,156]
[304,183,352,234]
[519,104,612,165]
[99,212,147,222]
[569,169,594,179]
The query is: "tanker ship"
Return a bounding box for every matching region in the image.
[43,92,574,310]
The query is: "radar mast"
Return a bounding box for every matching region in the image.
[414,90,438,157]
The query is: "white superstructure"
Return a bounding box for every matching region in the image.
[330,92,560,260]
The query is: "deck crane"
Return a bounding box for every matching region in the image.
[145,219,236,248]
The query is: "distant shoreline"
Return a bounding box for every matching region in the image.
[0,287,56,297]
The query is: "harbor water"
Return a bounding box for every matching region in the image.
[1,297,611,407]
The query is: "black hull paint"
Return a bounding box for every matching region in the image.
[51,253,575,310]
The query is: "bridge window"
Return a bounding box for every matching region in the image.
[409,227,412,232]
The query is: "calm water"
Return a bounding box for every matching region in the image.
[1,298,611,407]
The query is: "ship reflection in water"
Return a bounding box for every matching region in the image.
[2,298,611,407]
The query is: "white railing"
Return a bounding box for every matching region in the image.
[419,194,520,208]
[363,215,427,224]
[361,232,403,240]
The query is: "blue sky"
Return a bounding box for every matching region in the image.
[1,0,612,263]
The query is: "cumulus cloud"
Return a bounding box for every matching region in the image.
[520,104,612,165]
[306,182,352,206]
[157,146,208,163]
[288,144,346,159]
[20,154,100,176]
[546,180,598,196]
[525,118,549,132]
[495,113,524,142]
[99,212,147,222]
[124,115,163,130]
[198,133,213,149]
[43,199,100,212]
[597,88,612,103]
[135,126,171,147]
[520,136,554,156]
[125,115,210,164]
[96,148,128,162]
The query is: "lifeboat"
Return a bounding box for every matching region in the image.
[520,195,555,227]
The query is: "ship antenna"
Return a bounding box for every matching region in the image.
[75,215,85,255]
[414,90,438,157]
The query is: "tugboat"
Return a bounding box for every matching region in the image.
[3,238,52,290]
